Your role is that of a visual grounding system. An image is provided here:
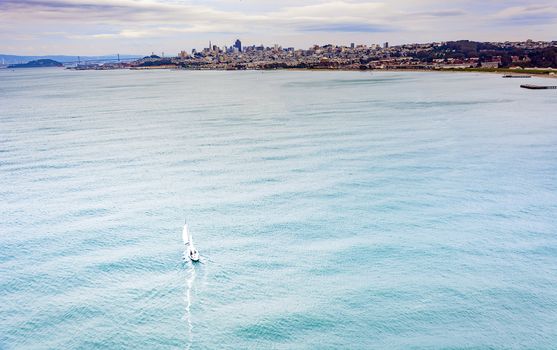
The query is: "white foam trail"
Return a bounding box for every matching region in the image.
[183,263,196,349]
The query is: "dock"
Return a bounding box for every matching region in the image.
[503,75,531,78]
[520,84,557,90]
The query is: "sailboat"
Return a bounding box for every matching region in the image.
[182,221,200,262]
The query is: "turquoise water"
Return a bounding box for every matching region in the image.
[1,69,557,349]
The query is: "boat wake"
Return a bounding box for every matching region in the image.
[183,262,196,349]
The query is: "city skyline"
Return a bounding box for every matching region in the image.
[1,0,557,55]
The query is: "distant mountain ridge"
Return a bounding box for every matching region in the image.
[0,54,141,65]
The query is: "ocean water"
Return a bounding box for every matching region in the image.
[1,68,557,349]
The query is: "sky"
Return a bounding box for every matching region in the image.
[1,0,556,55]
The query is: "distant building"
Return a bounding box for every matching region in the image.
[234,39,242,52]
[481,61,499,68]
[351,43,355,49]
[383,42,389,49]
[481,56,502,68]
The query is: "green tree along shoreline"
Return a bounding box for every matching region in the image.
[416,41,557,68]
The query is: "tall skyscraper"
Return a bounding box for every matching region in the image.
[383,42,389,49]
[234,39,242,52]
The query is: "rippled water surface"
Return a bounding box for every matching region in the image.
[1,69,557,349]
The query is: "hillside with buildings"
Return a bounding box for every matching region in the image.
[63,39,557,72]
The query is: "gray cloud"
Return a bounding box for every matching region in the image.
[411,10,467,17]
[0,0,556,55]
[492,4,557,25]
[301,24,391,33]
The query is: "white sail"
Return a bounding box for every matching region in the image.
[188,229,197,251]
[182,222,199,261]
[182,223,190,245]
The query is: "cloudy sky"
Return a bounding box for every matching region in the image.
[1,0,556,55]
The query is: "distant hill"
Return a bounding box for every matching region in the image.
[0,54,141,65]
[8,59,63,68]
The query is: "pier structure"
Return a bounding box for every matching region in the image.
[520,84,557,90]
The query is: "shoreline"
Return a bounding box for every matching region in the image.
[371,68,557,79]
[122,66,557,79]
[6,65,556,79]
